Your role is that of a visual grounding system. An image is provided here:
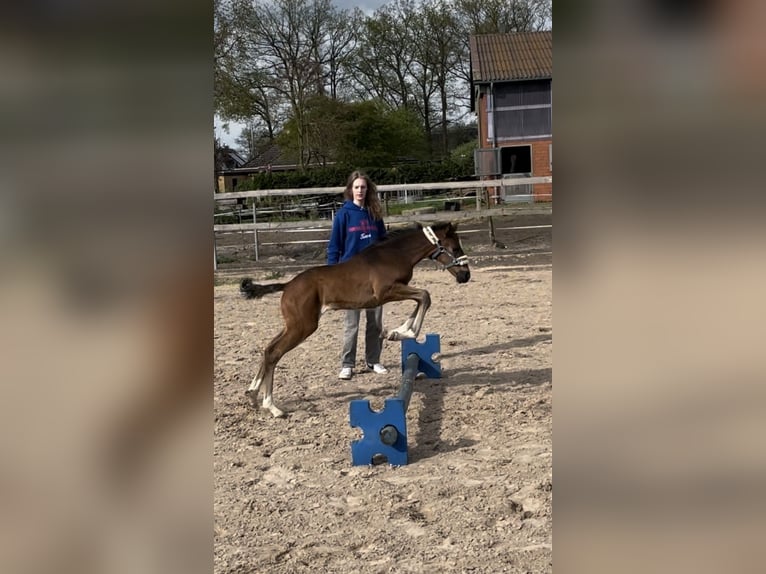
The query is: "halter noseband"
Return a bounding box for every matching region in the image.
[423,226,469,270]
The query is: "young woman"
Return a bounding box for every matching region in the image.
[327,171,388,380]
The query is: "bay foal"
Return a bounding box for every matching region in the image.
[240,222,470,417]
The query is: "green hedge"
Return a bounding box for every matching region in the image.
[237,159,476,191]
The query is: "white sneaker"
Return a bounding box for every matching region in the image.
[338,367,353,380]
[367,363,388,374]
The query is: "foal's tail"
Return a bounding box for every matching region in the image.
[239,277,287,299]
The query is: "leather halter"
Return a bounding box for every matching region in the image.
[422,226,469,269]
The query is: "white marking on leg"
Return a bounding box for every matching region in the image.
[246,375,262,406]
[409,293,431,338]
[386,302,420,340]
[260,369,285,418]
[247,376,262,394]
[387,326,417,340]
[262,396,284,418]
[410,312,427,338]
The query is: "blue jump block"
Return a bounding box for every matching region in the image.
[349,333,442,466]
[349,398,408,466]
[401,333,441,379]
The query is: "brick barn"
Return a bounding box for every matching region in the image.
[469,31,552,202]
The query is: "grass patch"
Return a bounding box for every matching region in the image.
[214,275,242,286]
[264,270,285,280]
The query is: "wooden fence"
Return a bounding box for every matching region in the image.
[213,177,552,269]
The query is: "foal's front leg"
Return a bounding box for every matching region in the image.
[385,286,431,340]
[386,308,418,340]
[407,288,432,338]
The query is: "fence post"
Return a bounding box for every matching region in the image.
[213,230,218,271]
[253,203,259,261]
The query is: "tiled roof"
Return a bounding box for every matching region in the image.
[242,143,283,169]
[470,31,552,82]
[235,143,327,172]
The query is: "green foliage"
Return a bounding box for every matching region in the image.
[341,101,428,165]
[277,97,429,168]
[238,158,476,191]
[215,254,238,265]
[450,140,477,168]
[215,0,550,175]
[384,199,452,216]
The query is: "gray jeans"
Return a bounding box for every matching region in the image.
[341,307,384,368]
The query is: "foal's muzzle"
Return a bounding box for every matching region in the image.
[445,256,470,283]
[454,268,471,283]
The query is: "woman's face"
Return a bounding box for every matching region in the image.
[351,177,367,206]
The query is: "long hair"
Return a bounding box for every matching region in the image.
[343,170,383,221]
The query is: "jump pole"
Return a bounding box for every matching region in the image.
[349,333,441,466]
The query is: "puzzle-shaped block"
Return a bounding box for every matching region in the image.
[349,398,408,466]
[349,333,442,466]
[401,333,441,378]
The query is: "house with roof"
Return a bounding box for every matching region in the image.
[216,144,281,193]
[215,146,248,193]
[215,142,333,193]
[469,31,552,202]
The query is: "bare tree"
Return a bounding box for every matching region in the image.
[323,8,364,101]
[350,0,418,110]
[246,0,360,168]
[449,0,551,113]
[215,0,283,140]
[214,0,552,167]
[418,0,463,157]
[407,43,438,156]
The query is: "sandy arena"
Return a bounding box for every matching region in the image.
[214,219,552,573]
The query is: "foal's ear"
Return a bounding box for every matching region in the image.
[449,221,459,231]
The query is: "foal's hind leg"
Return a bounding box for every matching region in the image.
[247,318,318,417]
[246,349,280,416]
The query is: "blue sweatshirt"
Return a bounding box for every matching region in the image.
[327,200,387,264]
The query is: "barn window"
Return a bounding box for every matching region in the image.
[500,145,531,175]
[492,80,552,140]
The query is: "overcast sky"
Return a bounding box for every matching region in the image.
[334,0,388,13]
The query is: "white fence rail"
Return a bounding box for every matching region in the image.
[214,176,550,200]
[213,177,551,269]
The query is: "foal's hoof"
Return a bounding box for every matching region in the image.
[245,390,259,407]
[387,330,415,341]
[266,405,285,418]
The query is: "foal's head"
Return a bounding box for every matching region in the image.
[431,222,471,284]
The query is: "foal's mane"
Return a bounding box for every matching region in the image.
[379,223,422,242]
[377,221,452,244]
